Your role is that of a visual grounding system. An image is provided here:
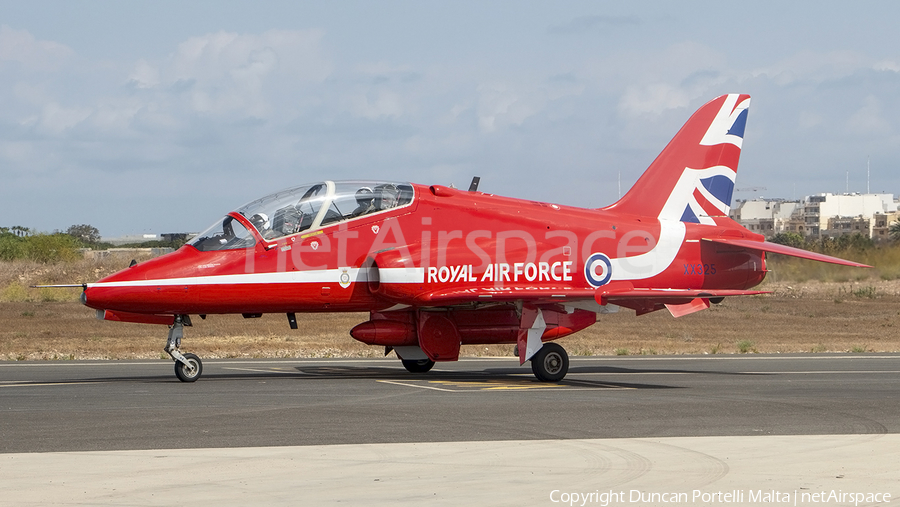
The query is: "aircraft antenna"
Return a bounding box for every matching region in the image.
[468,176,481,192]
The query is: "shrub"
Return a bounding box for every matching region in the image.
[0,232,79,263]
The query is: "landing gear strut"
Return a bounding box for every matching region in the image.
[531,343,569,382]
[165,315,203,382]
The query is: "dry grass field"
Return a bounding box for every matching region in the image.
[2,279,898,361]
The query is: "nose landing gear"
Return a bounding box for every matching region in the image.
[165,315,203,382]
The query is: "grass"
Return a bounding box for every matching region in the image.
[0,256,142,303]
[737,340,756,354]
[852,286,878,299]
[764,245,900,283]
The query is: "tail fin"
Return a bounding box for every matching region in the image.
[604,94,750,225]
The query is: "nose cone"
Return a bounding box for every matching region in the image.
[82,246,204,314]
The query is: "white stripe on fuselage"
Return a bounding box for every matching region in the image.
[609,220,686,281]
[88,267,425,288]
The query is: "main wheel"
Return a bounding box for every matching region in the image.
[530,343,568,382]
[401,358,435,373]
[174,353,203,382]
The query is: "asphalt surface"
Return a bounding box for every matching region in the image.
[2,354,898,453]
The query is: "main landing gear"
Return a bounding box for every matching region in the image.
[515,343,571,382]
[401,358,435,373]
[395,343,569,381]
[165,315,203,382]
[530,343,569,382]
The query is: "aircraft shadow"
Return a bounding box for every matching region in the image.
[16,363,760,389]
[566,366,768,376]
[28,367,675,390]
[290,365,677,389]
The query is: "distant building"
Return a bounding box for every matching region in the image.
[730,192,899,240]
[800,193,896,237]
[160,233,194,243]
[872,212,900,241]
[728,199,799,235]
[102,232,196,245]
[102,234,157,246]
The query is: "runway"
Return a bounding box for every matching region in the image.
[1,355,898,505]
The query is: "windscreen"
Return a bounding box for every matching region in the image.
[189,216,255,252]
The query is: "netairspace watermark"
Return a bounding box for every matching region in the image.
[549,489,892,506]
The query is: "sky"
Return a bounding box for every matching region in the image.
[2,1,900,237]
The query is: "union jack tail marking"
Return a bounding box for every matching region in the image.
[604,93,750,226]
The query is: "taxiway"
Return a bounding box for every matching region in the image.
[1,355,897,505]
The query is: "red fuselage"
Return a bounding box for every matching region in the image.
[84,183,765,319]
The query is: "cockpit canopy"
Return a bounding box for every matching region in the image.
[189,181,414,252]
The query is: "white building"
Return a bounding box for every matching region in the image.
[802,193,897,237]
[730,193,899,239]
[728,199,799,235]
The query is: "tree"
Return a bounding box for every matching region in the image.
[10,226,31,237]
[890,222,900,242]
[66,224,101,244]
[770,232,805,249]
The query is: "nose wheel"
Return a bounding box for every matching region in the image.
[165,316,204,382]
[174,353,203,382]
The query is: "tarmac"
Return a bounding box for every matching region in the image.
[1,355,898,506]
[2,434,896,506]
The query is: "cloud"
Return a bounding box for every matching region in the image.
[0,25,74,71]
[847,95,892,137]
[128,29,331,120]
[874,60,900,72]
[5,16,900,236]
[28,102,94,135]
[127,60,159,89]
[618,83,691,117]
[612,42,727,119]
[476,83,537,132]
[749,50,876,88]
[548,15,641,35]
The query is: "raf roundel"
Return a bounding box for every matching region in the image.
[584,252,612,288]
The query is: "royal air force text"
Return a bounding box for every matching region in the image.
[428,262,574,284]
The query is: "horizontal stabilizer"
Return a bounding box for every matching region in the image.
[702,237,871,268]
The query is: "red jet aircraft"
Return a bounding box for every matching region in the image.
[71,94,868,382]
